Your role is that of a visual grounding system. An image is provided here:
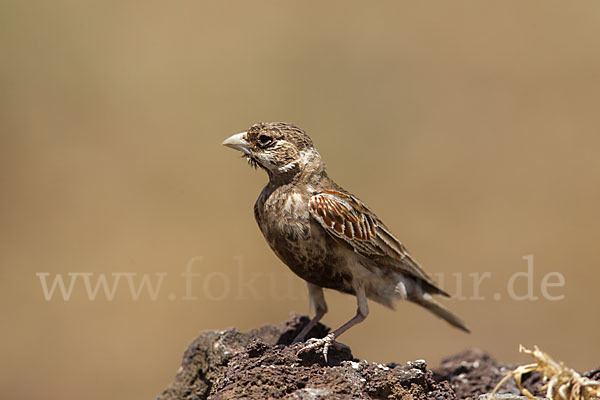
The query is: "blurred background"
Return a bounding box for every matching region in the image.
[1,1,599,399]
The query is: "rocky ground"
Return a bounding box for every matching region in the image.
[157,314,599,400]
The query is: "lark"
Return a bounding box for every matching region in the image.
[223,122,469,360]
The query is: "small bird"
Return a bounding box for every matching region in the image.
[223,122,469,360]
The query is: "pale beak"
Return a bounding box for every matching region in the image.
[222,131,250,154]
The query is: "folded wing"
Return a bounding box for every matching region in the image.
[309,190,448,296]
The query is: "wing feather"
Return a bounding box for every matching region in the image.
[309,190,447,295]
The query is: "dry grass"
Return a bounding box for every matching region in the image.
[493,346,600,400]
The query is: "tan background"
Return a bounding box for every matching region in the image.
[1,1,599,399]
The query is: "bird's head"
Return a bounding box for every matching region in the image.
[222,122,324,182]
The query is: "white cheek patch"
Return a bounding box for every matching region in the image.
[270,141,284,150]
[259,141,292,172]
[256,154,273,168]
[260,141,319,174]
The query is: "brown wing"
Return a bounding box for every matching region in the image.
[309,190,448,296]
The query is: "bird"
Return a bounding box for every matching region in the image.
[222,122,469,360]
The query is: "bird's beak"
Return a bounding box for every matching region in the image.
[222,131,250,155]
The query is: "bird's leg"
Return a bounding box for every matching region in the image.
[292,283,328,343]
[298,284,369,362]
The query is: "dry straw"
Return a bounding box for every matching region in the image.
[493,345,600,400]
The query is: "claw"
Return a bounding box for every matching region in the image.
[296,333,348,362]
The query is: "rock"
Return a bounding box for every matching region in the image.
[158,315,599,399]
[158,314,456,399]
[432,348,520,399]
[431,348,551,400]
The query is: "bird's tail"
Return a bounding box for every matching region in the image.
[410,293,470,333]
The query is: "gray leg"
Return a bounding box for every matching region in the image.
[298,285,369,362]
[293,283,328,343]
[331,284,368,337]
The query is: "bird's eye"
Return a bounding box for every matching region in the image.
[258,134,272,145]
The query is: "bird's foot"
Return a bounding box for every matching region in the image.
[296,333,348,363]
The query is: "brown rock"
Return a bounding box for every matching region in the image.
[158,315,599,399]
[158,314,455,400]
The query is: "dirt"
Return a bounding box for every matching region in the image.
[157,314,599,400]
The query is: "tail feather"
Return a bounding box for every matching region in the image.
[410,294,470,333]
